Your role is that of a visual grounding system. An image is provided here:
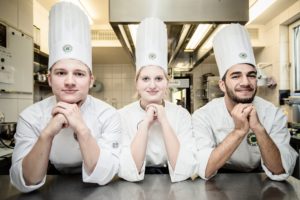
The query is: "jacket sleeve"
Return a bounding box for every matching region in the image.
[168,108,198,182]
[118,114,145,182]
[260,108,298,181]
[82,110,121,185]
[192,109,217,180]
[10,115,46,193]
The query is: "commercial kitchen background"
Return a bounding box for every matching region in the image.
[0,0,299,126]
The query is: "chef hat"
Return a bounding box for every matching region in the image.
[135,17,168,73]
[212,23,256,79]
[48,1,92,71]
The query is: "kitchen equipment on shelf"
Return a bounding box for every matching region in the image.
[0,122,16,149]
[34,72,47,83]
[0,122,16,140]
[285,95,300,123]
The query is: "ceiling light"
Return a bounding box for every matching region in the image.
[248,0,276,24]
[61,0,94,24]
[128,24,138,46]
[201,24,226,51]
[118,25,133,53]
[185,24,212,52]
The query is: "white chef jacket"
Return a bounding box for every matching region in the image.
[10,95,121,192]
[192,96,298,181]
[118,101,197,182]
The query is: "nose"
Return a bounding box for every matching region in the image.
[64,74,75,86]
[149,79,156,88]
[240,75,250,86]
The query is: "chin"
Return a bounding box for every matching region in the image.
[142,98,162,105]
[235,97,255,104]
[58,97,82,104]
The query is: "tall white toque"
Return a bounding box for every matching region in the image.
[135,17,168,73]
[212,23,256,79]
[48,1,92,71]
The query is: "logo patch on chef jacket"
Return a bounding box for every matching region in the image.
[63,44,73,53]
[239,52,247,59]
[247,132,257,146]
[112,142,119,148]
[148,53,157,60]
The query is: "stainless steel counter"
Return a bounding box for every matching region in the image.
[1,173,300,200]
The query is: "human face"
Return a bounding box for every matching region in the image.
[136,65,168,105]
[219,64,257,104]
[48,59,94,104]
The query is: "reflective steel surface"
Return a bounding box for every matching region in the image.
[1,173,300,200]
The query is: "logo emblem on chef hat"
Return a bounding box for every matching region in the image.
[63,44,73,53]
[239,52,248,59]
[148,53,157,60]
[247,132,258,146]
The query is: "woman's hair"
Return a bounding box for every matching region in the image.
[134,66,170,99]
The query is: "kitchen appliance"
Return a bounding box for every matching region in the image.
[0,23,6,48]
[0,122,16,149]
[0,122,16,140]
[285,96,300,123]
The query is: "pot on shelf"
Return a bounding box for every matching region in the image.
[0,122,17,140]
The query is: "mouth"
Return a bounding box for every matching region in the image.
[62,89,78,94]
[147,91,159,95]
[235,89,254,96]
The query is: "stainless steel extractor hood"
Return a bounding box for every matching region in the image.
[109,0,249,74]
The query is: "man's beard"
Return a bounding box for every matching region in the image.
[225,83,256,104]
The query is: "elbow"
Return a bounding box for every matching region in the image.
[204,168,216,180]
[271,168,286,175]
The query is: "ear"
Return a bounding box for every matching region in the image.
[89,75,95,88]
[47,72,52,87]
[219,80,226,93]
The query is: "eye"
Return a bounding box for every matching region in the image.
[231,75,239,79]
[141,76,150,81]
[248,73,257,78]
[74,72,86,77]
[55,71,66,76]
[155,76,163,81]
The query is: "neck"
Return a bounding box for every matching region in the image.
[224,95,236,114]
[55,96,87,107]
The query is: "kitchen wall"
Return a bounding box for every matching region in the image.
[254,1,300,106]
[33,0,49,54]
[0,0,33,122]
[90,64,136,109]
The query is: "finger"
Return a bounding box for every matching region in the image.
[242,105,253,115]
[249,105,257,116]
[146,105,157,114]
[235,104,249,113]
[52,106,65,116]
[53,113,69,128]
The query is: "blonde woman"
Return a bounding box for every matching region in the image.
[118,17,197,182]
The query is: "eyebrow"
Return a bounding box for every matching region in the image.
[53,68,87,72]
[52,68,66,72]
[229,70,257,76]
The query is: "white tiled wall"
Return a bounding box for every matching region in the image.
[90,64,136,109]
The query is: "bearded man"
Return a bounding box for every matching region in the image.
[192,24,297,181]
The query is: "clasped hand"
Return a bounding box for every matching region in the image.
[44,102,86,138]
[231,103,262,137]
